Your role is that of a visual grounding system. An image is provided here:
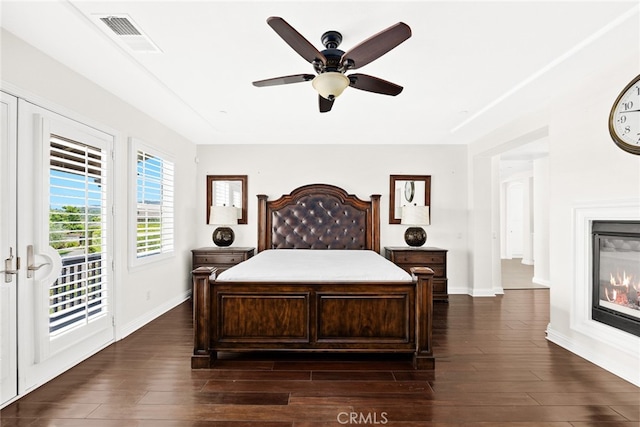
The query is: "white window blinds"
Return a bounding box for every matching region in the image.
[135,148,174,258]
[49,134,108,335]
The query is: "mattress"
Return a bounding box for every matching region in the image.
[216,249,413,282]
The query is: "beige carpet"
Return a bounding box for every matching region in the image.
[501,258,548,289]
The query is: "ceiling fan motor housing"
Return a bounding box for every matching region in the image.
[318,49,345,72]
[316,31,349,74]
[321,30,342,49]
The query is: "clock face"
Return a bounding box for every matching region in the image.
[404,181,415,202]
[609,74,640,155]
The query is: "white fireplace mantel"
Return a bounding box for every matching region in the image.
[546,199,640,386]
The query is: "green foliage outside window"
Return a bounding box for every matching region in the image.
[49,205,103,255]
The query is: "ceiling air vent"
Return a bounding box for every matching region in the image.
[100,16,141,36]
[94,14,161,53]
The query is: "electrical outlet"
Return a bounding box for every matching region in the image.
[146,291,151,301]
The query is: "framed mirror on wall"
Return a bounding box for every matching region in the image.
[389,175,431,224]
[206,175,247,224]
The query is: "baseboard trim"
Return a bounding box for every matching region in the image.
[118,291,190,340]
[532,276,550,287]
[449,286,501,297]
[546,325,640,387]
[470,289,500,297]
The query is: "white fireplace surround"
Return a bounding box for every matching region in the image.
[546,200,640,386]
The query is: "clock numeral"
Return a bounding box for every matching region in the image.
[610,76,640,154]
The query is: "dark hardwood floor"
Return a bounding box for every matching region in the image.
[2,289,638,426]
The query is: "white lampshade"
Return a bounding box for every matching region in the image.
[209,206,238,225]
[312,72,350,100]
[401,205,430,226]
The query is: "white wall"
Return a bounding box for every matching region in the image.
[532,156,550,286]
[195,144,471,293]
[544,56,640,386]
[468,154,504,296]
[1,29,198,338]
[468,54,640,385]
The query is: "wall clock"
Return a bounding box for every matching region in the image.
[609,74,640,155]
[404,181,414,202]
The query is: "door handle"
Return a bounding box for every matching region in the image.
[1,247,20,283]
[27,245,50,279]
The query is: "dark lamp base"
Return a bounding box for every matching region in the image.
[404,227,426,247]
[212,227,235,247]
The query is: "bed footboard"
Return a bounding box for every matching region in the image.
[191,266,435,369]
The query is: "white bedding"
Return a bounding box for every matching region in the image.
[216,249,413,282]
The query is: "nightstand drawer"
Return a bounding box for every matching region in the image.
[191,247,255,271]
[194,253,244,265]
[395,252,445,265]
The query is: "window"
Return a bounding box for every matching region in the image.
[49,134,109,335]
[130,139,174,265]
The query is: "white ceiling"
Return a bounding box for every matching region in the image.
[1,1,638,147]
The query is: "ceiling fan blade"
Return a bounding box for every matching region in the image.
[253,74,315,87]
[319,95,334,113]
[267,17,327,66]
[341,22,411,70]
[348,73,403,96]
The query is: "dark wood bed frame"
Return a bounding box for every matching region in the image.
[192,184,435,369]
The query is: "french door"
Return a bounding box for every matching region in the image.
[0,93,115,406]
[0,92,18,406]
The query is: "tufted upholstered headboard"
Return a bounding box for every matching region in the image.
[257,184,381,253]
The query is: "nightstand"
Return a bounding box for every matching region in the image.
[191,247,255,275]
[385,246,448,302]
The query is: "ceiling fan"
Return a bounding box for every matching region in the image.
[252,17,411,113]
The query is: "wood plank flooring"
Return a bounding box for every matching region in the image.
[2,289,638,426]
[501,258,545,290]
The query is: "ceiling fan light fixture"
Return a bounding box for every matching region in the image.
[312,72,350,100]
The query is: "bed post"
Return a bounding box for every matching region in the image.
[370,194,381,253]
[257,194,268,252]
[411,266,435,369]
[192,267,215,368]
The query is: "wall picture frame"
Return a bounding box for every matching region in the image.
[206,175,247,224]
[389,175,431,224]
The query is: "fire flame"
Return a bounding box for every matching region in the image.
[610,271,632,288]
[605,271,638,305]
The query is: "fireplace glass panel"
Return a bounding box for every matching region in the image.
[592,221,640,337]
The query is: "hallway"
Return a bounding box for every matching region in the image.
[502,258,547,289]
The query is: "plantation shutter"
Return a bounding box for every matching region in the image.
[48,135,108,335]
[136,149,174,258]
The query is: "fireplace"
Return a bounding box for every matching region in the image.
[592,221,640,337]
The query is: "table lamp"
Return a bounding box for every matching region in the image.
[209,205,237,247]
[401,205,430,247]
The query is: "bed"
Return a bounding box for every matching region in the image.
[191,183,435,369]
